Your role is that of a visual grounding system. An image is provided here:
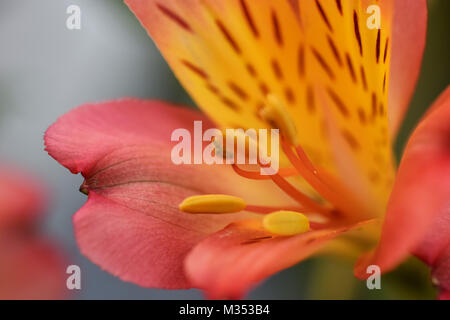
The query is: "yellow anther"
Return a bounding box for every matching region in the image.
[260,94,299,146]
[179,194,246,214]
[263,211,310,236]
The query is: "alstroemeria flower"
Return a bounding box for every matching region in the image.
[0,166,67,299]
[45,0,448,298]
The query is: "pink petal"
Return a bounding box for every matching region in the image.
[75,191,202,289]
[185,219,372,299]
[0,166,45,230]
[388,0,428,137]
[45,98,215,175]
[355,87,450,288]
[46,99,294,289]
[0,234,67,300]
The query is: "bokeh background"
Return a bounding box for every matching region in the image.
[0,0,448,299]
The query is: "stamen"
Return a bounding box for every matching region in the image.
[281,139,369,219]
[263,211,310,236]
[232,159,331,215]
[259,94,299,146]
[281,140,335,200]
[232,163,298,180]
[245,205,306,214]
[269,173,331,215]
[179,194,246,214]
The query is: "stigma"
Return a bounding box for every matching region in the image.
[179,194,246,214]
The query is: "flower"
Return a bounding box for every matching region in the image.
[355,88,450,300]
[0,166,67,299]
[45,0,448,298]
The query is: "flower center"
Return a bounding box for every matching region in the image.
[179,94,371,235]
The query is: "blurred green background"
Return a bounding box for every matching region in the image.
[0,0,448,299]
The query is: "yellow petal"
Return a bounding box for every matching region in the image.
[297,0,396,211]
[127,0,397,213]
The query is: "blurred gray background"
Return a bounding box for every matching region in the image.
[0,0,448,299]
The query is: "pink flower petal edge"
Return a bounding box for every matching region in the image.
[355,87,450,297]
